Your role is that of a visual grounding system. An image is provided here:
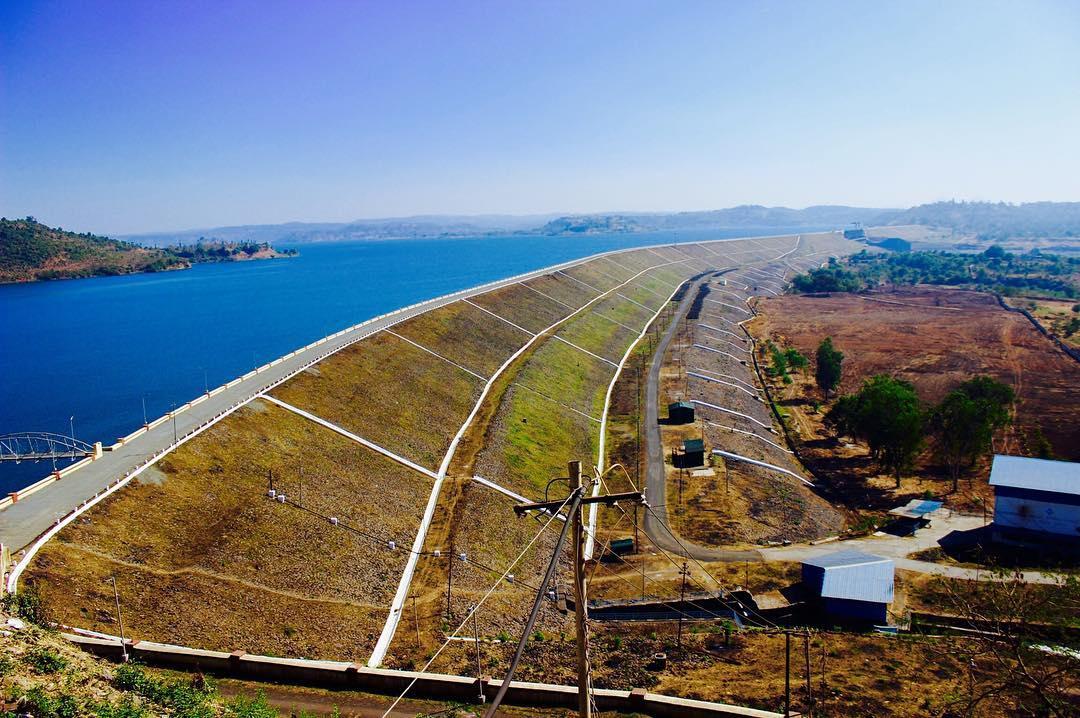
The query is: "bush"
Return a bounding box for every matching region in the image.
[3,584,48,625]
[25,648,68,674]
[113,664,215,717]
[222,693,278,718]
[14,687,79,718]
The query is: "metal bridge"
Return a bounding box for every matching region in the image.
[0,433,95,463]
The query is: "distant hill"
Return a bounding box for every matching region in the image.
[885,201,1080,240]
[538,205,895,235]
[0,218,295,284]
[124,213,561,247]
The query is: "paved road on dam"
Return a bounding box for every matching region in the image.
[640,269,763,563]
[0,244,699,553]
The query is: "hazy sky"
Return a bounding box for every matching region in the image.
[2,1,1079,234]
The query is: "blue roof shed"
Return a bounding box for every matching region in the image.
[801,549,894,625]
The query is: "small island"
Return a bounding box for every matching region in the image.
[0,217,297,284]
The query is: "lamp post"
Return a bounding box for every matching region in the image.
[171,404,178,445]
[141,395,148,427]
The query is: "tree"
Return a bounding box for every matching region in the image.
[930,570,1080,717]
[931,391,987,492]
[827,375,924,487]
[783,347,809,373]
[815,337,844,400]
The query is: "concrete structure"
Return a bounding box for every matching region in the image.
[988,454,1080,545]
[801,549,894,625]
[66,634,782,718]
[887,498,944,534]
[667,401,695,424]
[673,438,705,468]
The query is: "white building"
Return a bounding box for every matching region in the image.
[988,455,1080,544]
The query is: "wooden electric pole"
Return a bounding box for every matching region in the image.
[677,562,690,649]
[569,461,592,718]
[784,630,792,717]
[492,460,643,718]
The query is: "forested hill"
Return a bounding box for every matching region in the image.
[887,201,1080,239]
[0,217,295,284]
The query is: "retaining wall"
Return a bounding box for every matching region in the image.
[67,634,780,718]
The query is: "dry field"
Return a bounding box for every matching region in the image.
[1022,295,1080,349]
[749,287,1080,512]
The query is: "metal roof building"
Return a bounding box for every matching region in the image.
[667,401,695,424]
[988,455,1080,543]
[801,549,894,625]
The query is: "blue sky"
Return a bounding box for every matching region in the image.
[2,0,1079,234]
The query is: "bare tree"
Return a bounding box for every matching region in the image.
[929,569,1080,717]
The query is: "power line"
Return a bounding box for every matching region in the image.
[379,492,575,718]
[642,504,779,629]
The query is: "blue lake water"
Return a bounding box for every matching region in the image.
[0,227,816,493]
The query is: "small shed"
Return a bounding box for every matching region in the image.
[601,537,636,562]
[888,499,944,534]
[667,401,695,424]
[988,455,1080,544]
[673,438,705,468]
[801,549,894,625]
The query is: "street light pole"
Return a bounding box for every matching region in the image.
[141,395,148,427]
[69,415,75,442]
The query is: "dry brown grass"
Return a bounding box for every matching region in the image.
[521,274,596,309]
[469,283,568,334]
[271,331,484,469]
[391,299,531,377]
[749,287,1080,513]
[25,401,433,660]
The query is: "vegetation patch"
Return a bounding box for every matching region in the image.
[391,299,530,377]
[271,331,484,468]
[468,282,568,334]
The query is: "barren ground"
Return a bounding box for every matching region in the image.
[748,287,1079,514]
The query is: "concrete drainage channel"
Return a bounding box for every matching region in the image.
[67,634,781,718]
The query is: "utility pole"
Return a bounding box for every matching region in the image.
[804,629,813,717]
[677,562,690,649]
[411,594,420,648]
[446,539,455,621]
[472,606,484,704]
[569,461,592,718]
[784,630,792,718]
[490,461,643,718]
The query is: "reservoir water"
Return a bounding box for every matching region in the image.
[0,228,818,493]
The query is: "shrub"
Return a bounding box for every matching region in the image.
[25,647,68,674]
[2,584,48,625]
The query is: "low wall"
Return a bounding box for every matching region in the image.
[67,634,779,718]
[995,294,1080,365]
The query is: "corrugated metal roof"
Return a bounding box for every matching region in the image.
[803,549,894,604]
[670,401,694,410]
[889,499,943,519]
[683,438,705,451]
[988,455,1080,496]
